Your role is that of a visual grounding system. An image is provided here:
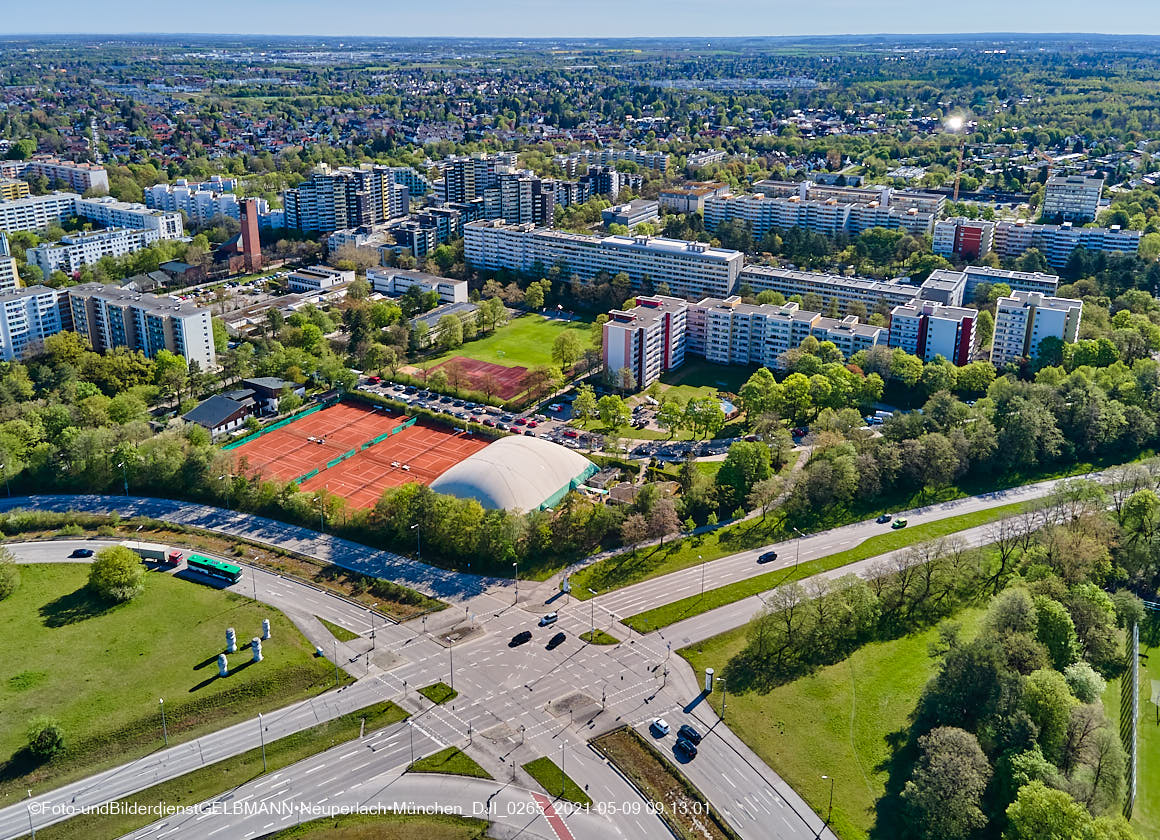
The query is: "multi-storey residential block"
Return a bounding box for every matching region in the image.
[738,265,923,313]
[991,219,1140,267]
[286,266,354,293]
[959,265,1059,302]
[0,179,30,202]
[705,192,935,240]
[75,196,183,239]
[0,193,89,233]
[283,164,411,233]
[990,291,1083,366]
[27,227,161,276]
[145,179,270,227]
[66,284,216,369]
[888,301,977,365]
[658,182,732,215]
[687,149,727,168]
[751,180,945,215]
[602,199,659,228]
[0,156,109,194]
[1042,174,1104,222]
[602,295,688,389]
[933,218,996,259]
[367,268,468,304]
[0,285,64,360]
[464,220,744,300]
[0,234,19,293]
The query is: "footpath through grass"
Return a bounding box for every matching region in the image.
[0,564,341,805]
[592,727,740,840]
[34,701,408,840]
[408,746,493,779]
[622,502,1027,631]
[680,608,985,840]
[521,756,592,805]
[265,812,492,839]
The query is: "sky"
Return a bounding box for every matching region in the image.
[5,0,1160,38]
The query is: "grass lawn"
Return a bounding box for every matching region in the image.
[35,701,408,840]
[621,502,1027,631]
[521,756,592,805]
[580,629,620,645]
[680,608,985,840]
[264,812,492,839]
[574,499,1027,606]
[695,460,724,480]
[592,727,740,840]
[0,564,341,804]
[420,313,594,371]
[418,682,459,705]
[1104,613,1160,838]
[660,357,755,394]
[317,615,360,643]
[408,746,493,779]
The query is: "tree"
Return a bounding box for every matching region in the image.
[716,440,773,510]
[901,727,992,840]
[746,476,783,520]
[656,400,685,438]
[88,545,145,603]
[1022,668,1073,762]
[552,331,582,371]
[1035,596,1080,671]
[278,391,303,414]
[1004,781,1094,840]
[153,349,188,404]
[646,498,681,545]
[597,395,630,432]
[572,384,597,421]
[1063,662,1107,704]
[436,314,464,350]
[25,717,65,762]
[620,512,647,552]
[525,282,545,310]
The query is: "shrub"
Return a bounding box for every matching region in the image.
[88,545,145,602]
[26,717,65,761]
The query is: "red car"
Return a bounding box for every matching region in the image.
[526,420,538,428]
[562,428,579,438]
[514,417,527,426]
[367,375,381,384]
[483,418,496,427]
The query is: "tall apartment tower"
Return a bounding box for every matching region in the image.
[0,233,19,293]
[239,198,263,273]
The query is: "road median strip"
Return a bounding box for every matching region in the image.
[622,501,1028,632]
[521,756,592,806]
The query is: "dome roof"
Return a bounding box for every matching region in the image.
[429,436,596,511]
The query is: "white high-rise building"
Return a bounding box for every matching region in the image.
[27,227,161,276]
[602,295,688,389]
[0,285,64,360]
[145,180,269,227]
[0,234,19,293]
[888,301,977,365]
[1042,174,1104,222]
[990,291,1083,367]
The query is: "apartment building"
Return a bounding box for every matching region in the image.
[283,164,411,233]
[0,192,87,233]
[367,268,468,304]
[687,149,727,168]
[0,234,19,293]
[286,266,354,293]
[990,291,1083,366]
[1042,174,1104,222]
[738,265,922,312]
[751,180,945,215]
[0,285,64,360]
[959,265,1059,302]
[145,180,270,226]
[580,166,643,200]
[0,179,30,202]
[933,218,996,260]
[66,284,216,369]
[0,156,109,194]
[464,220,744,299]
[27,227,161,276]
[602,295,688,389]
[888,301,977,365]
[992,220,1140,267]
[705,192,935,239]
[658,182,732,214]
[0,192,183,238]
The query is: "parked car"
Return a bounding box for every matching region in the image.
[549,404,564,412]
[892,519,908,530]
[650,718,670,736]
[876,514,893,524]
[675,737,698,758]
[539,612,558,626]
[757,551,778,564]
[367,375,381,384]
[514,417,527,426]
[524,429,536,437]
[526,420,538,428]
[547,631,566,649]
[562,429,580,438]
[483,419,496,427]
[677,724,703,744]
[510,630,532,647]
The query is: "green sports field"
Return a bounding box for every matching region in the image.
[420,313,594,371]
[0,564,338,801]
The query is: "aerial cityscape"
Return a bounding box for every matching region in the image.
[1,16,1160,840]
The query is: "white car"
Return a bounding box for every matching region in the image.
[650,718,670,736]
[539,612,558,626]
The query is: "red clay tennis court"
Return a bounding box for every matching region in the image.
[429,356,529,400]
[230,401,489,509]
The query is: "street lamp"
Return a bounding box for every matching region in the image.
[587,588,598,640]
[370,603,377,650]
[315,491,325,533]
[411,523,421,560]
[715,677,727,721]
[118,461,128,496]
[0,463,9,497]
[159,698,168,747]
[512,559,519,604]
[791,526,806,574]
[821,775,834,829]
[408,720,415,766]
[259,713,267,772]
[218,474,231,509]
[699,554,706,598]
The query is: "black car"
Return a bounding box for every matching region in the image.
[876,513,893,524]
[757,551,778,564]
[441,396,453,404]
[546,631,567,649]
[675,737,698,758]
[677,724,702,745]
[510,630,533,647]
[69,547,94,558]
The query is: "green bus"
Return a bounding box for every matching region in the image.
[186,554,243,584]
